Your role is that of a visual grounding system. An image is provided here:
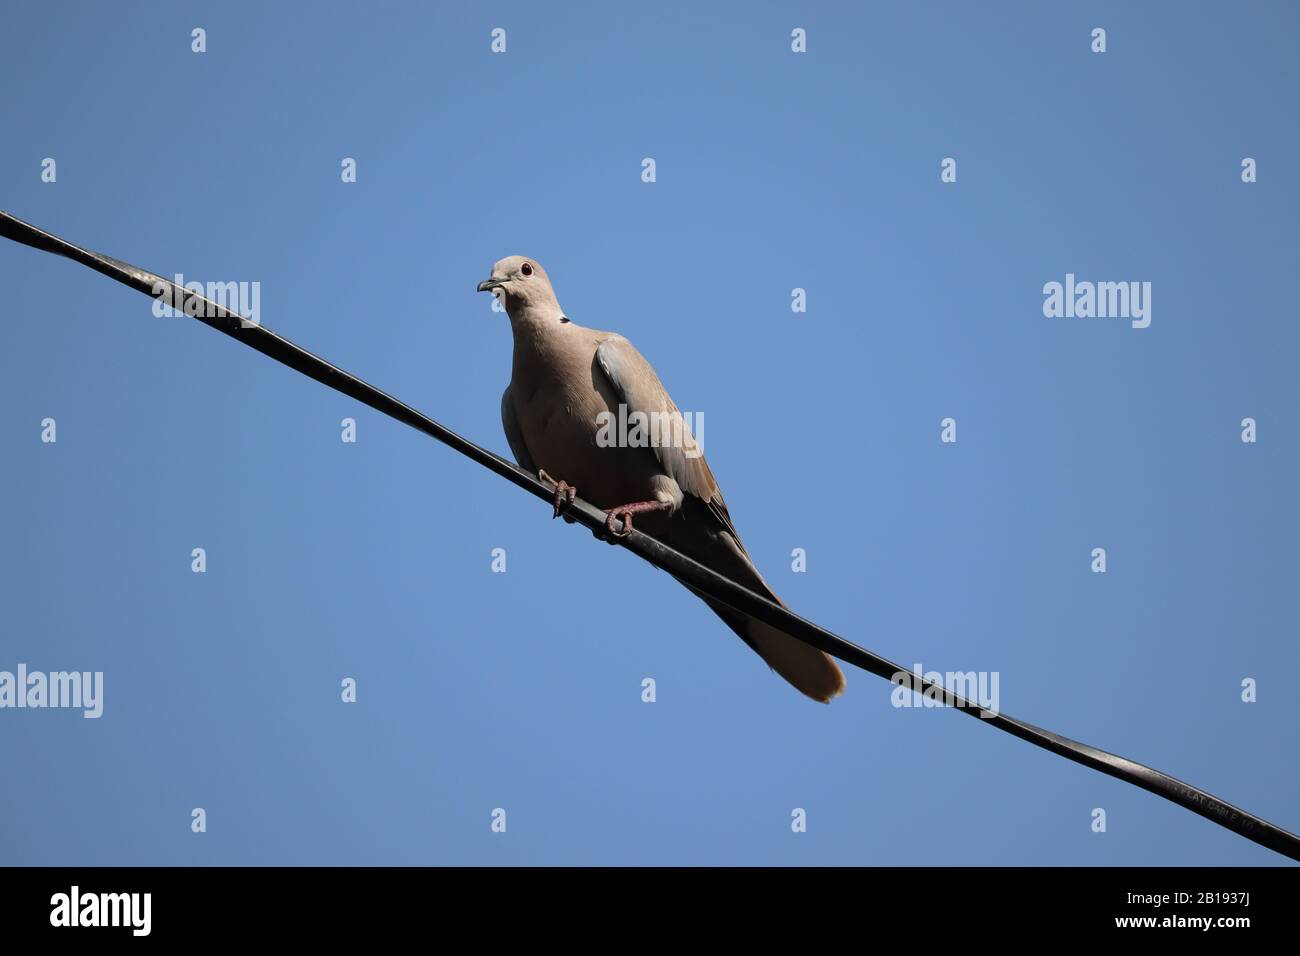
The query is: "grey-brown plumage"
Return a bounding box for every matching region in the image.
[480,256,845,702]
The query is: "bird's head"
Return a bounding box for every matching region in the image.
[477,256,564,321]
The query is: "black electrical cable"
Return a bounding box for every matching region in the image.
[3,208,1297,863]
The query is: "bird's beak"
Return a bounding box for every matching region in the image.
[477,277,505,293]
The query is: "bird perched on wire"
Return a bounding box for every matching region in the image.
[479,256,845,702]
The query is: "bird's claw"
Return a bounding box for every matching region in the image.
[604,509,634,539]
[599,499,672,541]
[537,470,577,520]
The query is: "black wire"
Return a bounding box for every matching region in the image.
[4,208,1298,863]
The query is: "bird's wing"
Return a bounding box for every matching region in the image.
[500,384,538,474]
[595,335,844,702]
[594,335,743,544]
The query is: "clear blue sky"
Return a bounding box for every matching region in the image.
[2,1,1297,865]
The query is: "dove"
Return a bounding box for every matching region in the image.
[479,256,845,702]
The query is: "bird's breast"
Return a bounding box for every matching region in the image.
[511,372,658,508]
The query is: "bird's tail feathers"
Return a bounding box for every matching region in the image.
[698,593,846,703]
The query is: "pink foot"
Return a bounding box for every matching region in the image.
[604,499,673,538]
[538,470,577,519]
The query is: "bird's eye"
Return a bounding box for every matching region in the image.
[520,262,534,277]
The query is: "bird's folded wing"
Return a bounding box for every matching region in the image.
[500,384,538,473]
[595,336,743,542]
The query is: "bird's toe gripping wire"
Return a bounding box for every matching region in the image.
[537,470,578,520]
[602,500,673,539]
